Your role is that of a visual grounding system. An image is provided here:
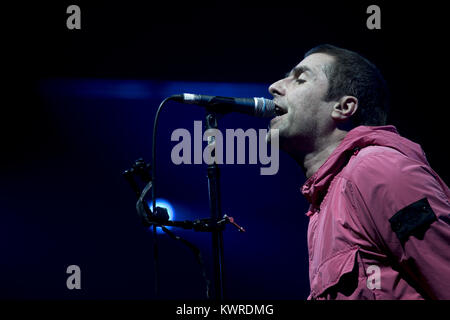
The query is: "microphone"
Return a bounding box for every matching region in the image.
[171,93,276,118]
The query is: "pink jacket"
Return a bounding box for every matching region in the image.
[302,125,450,300]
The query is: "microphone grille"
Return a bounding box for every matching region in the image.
[254,98,276,118]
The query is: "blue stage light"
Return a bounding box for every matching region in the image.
[147,198,175,234]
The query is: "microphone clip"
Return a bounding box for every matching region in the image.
[122,158,245,232]
[122,158,169,226]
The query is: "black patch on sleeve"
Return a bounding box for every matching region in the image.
[389,198,437,242]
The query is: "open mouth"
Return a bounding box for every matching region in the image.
[270,104,288,128]
[274,104,288,116]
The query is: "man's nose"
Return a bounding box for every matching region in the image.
[268,79,285,97]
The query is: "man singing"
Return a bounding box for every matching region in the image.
[267,44,450,299]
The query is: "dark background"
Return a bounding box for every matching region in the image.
[1,1,448,300]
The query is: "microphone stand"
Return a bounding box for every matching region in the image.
[204,110,225,301]
[124,99,247,301]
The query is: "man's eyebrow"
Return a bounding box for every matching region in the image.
[284,65,312,78]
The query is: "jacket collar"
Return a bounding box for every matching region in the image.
[301,125,426,207]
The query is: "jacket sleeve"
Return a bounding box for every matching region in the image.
[349,148,450,299]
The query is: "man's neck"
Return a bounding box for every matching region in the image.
[292,129,349,179]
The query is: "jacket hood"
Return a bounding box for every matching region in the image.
[301,125,429,206]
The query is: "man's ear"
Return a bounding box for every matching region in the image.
[331,96,358,121]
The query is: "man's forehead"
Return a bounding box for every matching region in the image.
[291,53,334,77]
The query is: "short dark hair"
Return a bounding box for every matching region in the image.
[304,44,389,126]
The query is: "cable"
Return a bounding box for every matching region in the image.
[160,226,211,299]
[150,95,220,299]
[152,224,159,296]
[150,95,176,297]
[152,96,176,224]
